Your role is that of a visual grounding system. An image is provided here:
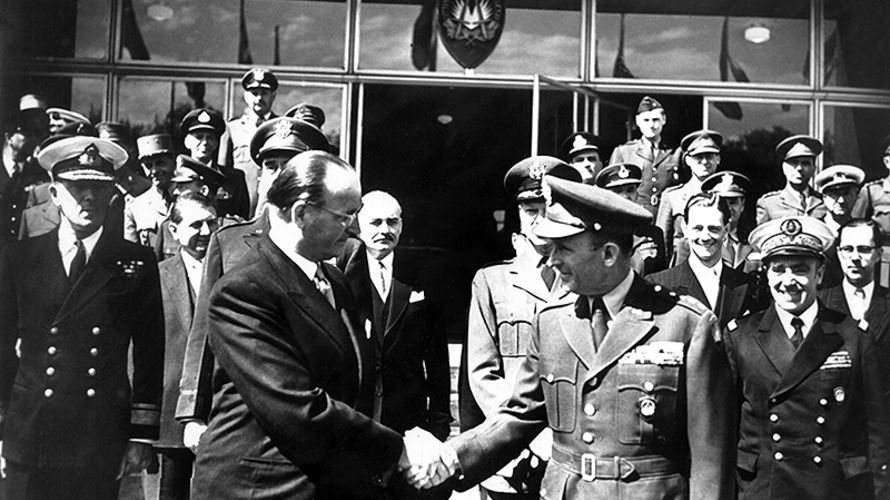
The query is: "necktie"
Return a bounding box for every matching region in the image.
[539,257,556,290]
[853,288,867,320]
[314,267,336,308]
[69,239,86,285]
[378,261,388,299]
[591,297,610,350]
[790,316,804,349]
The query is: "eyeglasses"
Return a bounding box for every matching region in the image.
[307,201,360,226]
[838,245,876,255]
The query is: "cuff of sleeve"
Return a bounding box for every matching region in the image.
[130,402,160,441]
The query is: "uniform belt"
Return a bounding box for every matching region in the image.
[551,446,679,482]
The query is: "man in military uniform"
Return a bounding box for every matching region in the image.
[724,215,889,499]
[219,68,279,218]
[701,171,754,270]
[180,108,250,219]
[0,136,164,499]
[123,134,175,248]
[561,132,603,183]
[594,163,667,275]
[45,108,90,136]
[609,96,681,216]
[756,135,827,225]
[421,176,735,499]
[814,165,865,289]
[285,102,327,130]
[0,121,48,248]
[462,157,580,499]
[853,136,890,220]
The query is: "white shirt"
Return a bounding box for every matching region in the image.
[843,280,874,321]
[775,301,819,341]
[589,269,635,319]
[367,252,393,300]
[268,221,319,282]
[58,221,103,276]
[687,253,723,309]
[180,250,205,298]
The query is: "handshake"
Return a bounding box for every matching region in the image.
[398,427,460,489]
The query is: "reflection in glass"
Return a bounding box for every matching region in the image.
[5,0,109,59]
[120,0,345,68]
[359,0,581,77]
[5,75,106,124]
[824,0,890,89]
[596,2,809,84]
[823,106,890,179]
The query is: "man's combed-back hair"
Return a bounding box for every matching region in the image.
[266,151,352,219]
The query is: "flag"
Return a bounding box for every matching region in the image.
[120,0,150,60]
[186,82,206,108]
[273,25,281,65]
[715,17,749,120]
[802,28,838,82]
[613,14,635,78]
[238,0,253,64]
[411,0,436,70]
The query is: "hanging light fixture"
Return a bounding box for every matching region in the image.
[147,2,174,21]
[744,23,771,44]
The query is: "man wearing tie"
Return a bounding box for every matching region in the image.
[756,135,827,225]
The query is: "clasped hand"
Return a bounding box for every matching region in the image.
[398,427,459,489]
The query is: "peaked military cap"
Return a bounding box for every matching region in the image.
[815,164,864,193]
[534,175,652,238]
[561,131,600,158]
[241,68,278,92]
[180,108,225,137]
[749,215,835,260]
[284,103,326,130]
[137,134,174,159]
[681,130,723,155]
[503,156,581,202]
[595,163,642,189]
[37,136,127,182]
[171,154,225,186]
[46,108,90,126]
[702,171,750,198]
[776,135,823,161]
[19,94,46,111]
[637,96,663,114]
[250,117,330,163]
[95,122,133,145]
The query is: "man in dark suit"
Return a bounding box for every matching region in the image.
[0,136,164,499]
[155,193,219,500]
[189,151,433,499]
[648,192,756,327]
[414,176,735,499]
[339,190,452,499]
[0,121,47,248]
[724,215,889,499]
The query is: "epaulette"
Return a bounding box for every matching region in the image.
[538,294,578,314]
[864,178,884,188]
[758,189,782,199]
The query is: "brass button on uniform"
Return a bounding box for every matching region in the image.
[582,432,594,444]
[819,398,828,406]
[590,377,598,386]
[47,346,57,355]
[86,388,96,397]
[91,326,101,335]
[46,367,55,376]
[584,404,596,416]
[643,381,655,392]
[815,436,824,445]
[44,388,53,398]
[772,433,781,442]
[774,452,784,461]
[546,374,554,383]
[49,327,58,335]
[88,367,96,376]
[816,416,825,425]
[769,413,779,422]
[90,347,99,356]
[813,456,822,465]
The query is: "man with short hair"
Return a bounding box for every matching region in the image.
[702,171,753,270]
[853,136,890,220]
[561,132,603,182]
[0,121,47,247]
[0,136,163,499]
[124,134,176,247]
[756,135,827,225]
[724,215,889,499]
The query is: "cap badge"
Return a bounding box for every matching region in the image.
[617,165,630,178]
[780,218,802,237]
[717,173,735,192]
[78,144,100,166]
[252,68,267,81]
[528,162,546,181]
[198,111,211,123]
[572,135,587,149]
[541,178,553,205]
[273,119,293,139]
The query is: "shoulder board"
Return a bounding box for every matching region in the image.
[673,293,711,316]
[216,217,254,233]
[758,189,782,198]
[479,258,514,270]
[864,179,885,190]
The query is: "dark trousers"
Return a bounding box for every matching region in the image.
[4,461,120,500]
[158,448,194,500]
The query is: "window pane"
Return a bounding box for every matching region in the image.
[117,78,227,147]
[359,0,581,77]
[120,0,345,68]
[5,0,109,59]
[824,0,890,89]
[823,105,890,179]
[596,1,809,84]
[4,75,106,124]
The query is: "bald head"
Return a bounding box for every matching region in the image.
[359,190,403,260]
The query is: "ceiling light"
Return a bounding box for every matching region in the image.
[437,114,453,125]
[147,3,174,21]
[744,24,770,44]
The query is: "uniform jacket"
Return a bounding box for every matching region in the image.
[450,275,735,500]
[220,111,277,218]
[208,159,250,220]
[853,177,890,220]
[724,305,889,500]
[655,181,701,261]
[157,252,197,449]
[190,236,403,500]
[0,229,163,468]
[0,158,49,247]
[18,182,59,240]
[755,185,827,225]
[175,213,268,423]
[124,187,168,248]
[609,139,681,216]
[647,260,757,328]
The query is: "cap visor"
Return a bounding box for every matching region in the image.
[533,217,586,239]
[688,146,720,155]
[55,170,116,182]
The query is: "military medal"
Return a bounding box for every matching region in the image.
[639,396,656,418]
[833,386,846,404]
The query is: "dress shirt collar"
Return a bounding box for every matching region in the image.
[58,219,103,262]
[687,252,723,307]
[268,221,319,282]
[842,280,874,319]
[590,269,635,319]
[368,251,394,269]
[774,301,819,340]
[180,250,205,294]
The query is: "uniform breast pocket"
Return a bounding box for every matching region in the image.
[616,364,680,444]
[539,360,579,433]
[494,302,535,357]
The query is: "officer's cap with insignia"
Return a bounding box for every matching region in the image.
[171,154,225,186]
[815,164,864,194]
[19,94,46,112]
[137,134,174,160]
[39,121,98,150]
[637,96,663,114]
[249,117,330,163]
[241,68,278,92]
[46,108,90,126]
[776,134,823,161]
[37,136,127,183]
[595,163,642,189]
[179,108,225,138]
[561,131,600,159]
[702,171,750,198]
[681,130,722,155]
[504,156,581,203]
[533,175,652,239]
[749,215,835,261]
[284,103,326,130]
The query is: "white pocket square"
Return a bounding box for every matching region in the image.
[364,319,373,339]
[409,291,425,303]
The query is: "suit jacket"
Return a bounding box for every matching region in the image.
[0,229,163,468]
[655,182,701,261]
[755,185,827,225]
[175,213,268,422]
[190,236,403,500]
[647,260,754,328]
[450,275,735,500]
[338,243,452,439]
[124,187,168,247]
[609,139,681,216]
[157,252,197,449]
[724,305,889,500]
[0,159,49,247]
